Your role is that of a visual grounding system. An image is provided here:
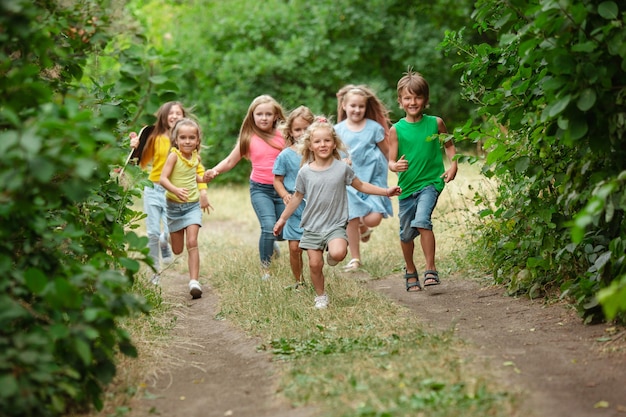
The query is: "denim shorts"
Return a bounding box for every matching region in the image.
[299,226,347,251]
[166,200,202,233]
[398,185,439,242]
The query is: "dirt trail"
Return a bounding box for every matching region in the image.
[127,268,625,417]
[367,274,626,417]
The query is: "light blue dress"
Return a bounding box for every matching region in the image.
[273,147,305,240]
[334,119,392,220]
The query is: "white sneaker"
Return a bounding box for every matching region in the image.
[261,273,271,281]
[189,279,202,299]
[326,251,338,266]
[343,258,361,272]
[314,294,329,309]
[150,274,161,285]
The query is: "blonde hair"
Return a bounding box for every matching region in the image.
[336,84,391,139]
[299,116,347,166]
[140,101,188,168]
[238,95,286,156]
[171,118,202,152]
[280,105,315,146]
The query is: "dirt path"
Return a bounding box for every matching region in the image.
[127,267,625,417]
[367,274,626,417]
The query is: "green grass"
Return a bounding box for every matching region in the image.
[193,164,513,416]
[91,163,513,417]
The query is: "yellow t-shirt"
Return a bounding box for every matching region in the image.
[149,135,207,190]
[164,149,205,203]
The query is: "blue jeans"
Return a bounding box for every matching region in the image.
[398,185,440,242]
[249,180,285,267]
[144,183,169,269]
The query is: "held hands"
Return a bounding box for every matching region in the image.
[386,186,402,197]
[203,169,219,182]
[393,155,408,172]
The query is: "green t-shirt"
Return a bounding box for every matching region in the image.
[395,115,445,199]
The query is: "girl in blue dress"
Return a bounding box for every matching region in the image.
[335,85,392,271]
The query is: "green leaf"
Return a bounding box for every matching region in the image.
[25,267,48,294]
[577,89,596,111]
[74,338,93,365]
[547,95,571,118]
[598,2,618,19]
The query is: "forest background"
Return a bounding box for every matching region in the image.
[1,0,625,415]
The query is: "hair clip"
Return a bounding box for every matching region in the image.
[316,116,328,123]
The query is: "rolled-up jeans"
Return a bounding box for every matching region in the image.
[249,180,285,267]
[143,183,169,270]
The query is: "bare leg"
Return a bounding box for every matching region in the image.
[186,225,200,280]
[345,218,361,261]
[288,240,304,283]
[170,229,186,255]
[418,228,436,272]
[307,249,325,296]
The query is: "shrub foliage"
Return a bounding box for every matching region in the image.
[442,0,626,322]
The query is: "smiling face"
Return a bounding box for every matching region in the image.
[252,102,277,133]
[175,124,200,156]
[309,126,336,161]
[342,92,367,124]
[167,104,185,130]
[398,87,428,121]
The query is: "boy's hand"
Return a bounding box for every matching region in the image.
[394,155,408,172]
[441,166,457,183]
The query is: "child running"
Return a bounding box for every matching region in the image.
[273,117,401,309]
[335,85,393,272]
[160,118,213,299]
[273,106,315,288]
[388,69,457,292]
[204,95,286,281]
[129,101,210,284]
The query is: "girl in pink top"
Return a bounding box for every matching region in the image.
[204,95,286,280]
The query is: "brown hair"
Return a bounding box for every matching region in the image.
[238,95,286,156]
[396,69,430,101]
[140,101,188,168]
[171,118,202,152]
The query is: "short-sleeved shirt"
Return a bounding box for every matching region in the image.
[395,115,445,198]
[296,159,355,233]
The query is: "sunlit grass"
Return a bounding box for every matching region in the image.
[90,162,513,417]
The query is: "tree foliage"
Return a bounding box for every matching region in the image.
[442,0,626,322]
[132,0,476,182]
[0,1,154,414]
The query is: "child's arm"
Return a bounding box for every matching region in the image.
[438,117,458,183]
[160,153,189,202]
[203,142,243,182]
[377,136,390,161]
[273,175,292,205]
[351,178,401,197]
[387,126,408,172]
[273,191,305,236]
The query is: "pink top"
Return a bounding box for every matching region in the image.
[249,131,285,184]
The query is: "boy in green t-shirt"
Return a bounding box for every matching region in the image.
[388,70,458,292]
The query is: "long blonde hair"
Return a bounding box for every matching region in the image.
[238,95,286,156]
[336,84,391,139]
[299,116,347,166]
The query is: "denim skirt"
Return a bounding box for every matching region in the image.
[166,200,202,233]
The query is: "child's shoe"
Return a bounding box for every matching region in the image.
[314,294,329,309]
[343,258,361,272]
[189,279,202,299]
[150,274,161,285]
[326,252,339,266]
